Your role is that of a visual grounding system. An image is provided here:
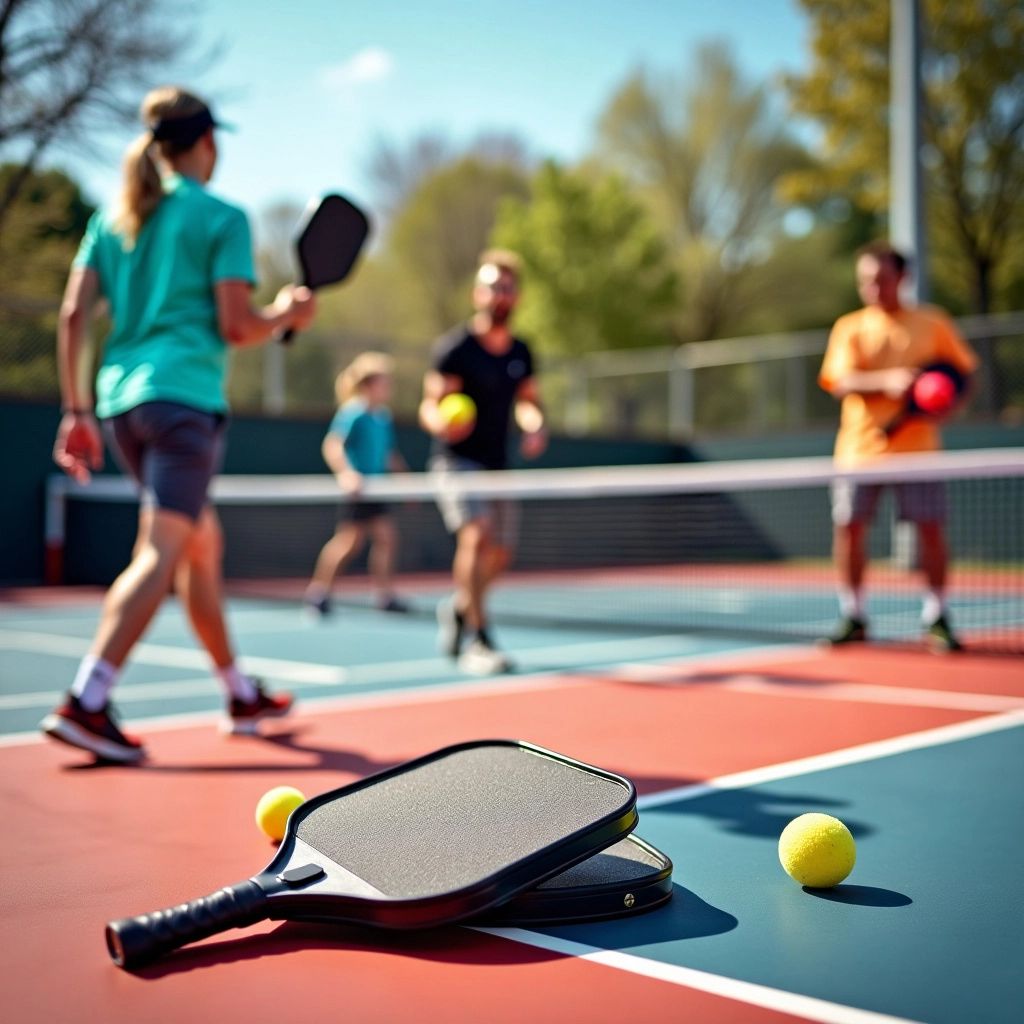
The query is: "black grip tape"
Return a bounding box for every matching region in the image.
[106,880,267,969]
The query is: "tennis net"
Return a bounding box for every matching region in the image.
[47,448,1024,651]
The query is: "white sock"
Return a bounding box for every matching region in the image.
[922,590,946,625]
[71,655,119,712]
[216,664,258,702]
[838,587,865,621]
[305,583,328,602]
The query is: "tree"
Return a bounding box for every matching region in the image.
[490,161,679,356]
[785,0,1024,314]
[0,165,94,397]
[595,43,811,342]
[0,0,198,231]
[387,154,531,335]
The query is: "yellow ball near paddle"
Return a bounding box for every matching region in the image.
[255,785,306,841]
[778,813,856,888]
[438,393,476,433]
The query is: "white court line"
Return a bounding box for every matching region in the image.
[476,708,1024,1024]
[636,707,1024,810]
[474,928,923,1024]
[0,642,816,746]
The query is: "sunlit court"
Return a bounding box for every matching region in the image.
[2,0,1023,1022]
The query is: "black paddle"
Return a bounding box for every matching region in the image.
[105,740,638,969]
[479,833,673,926]
[280,193,370,345]
[883,361,966,437]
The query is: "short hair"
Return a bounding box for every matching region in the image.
[856,240,909,274]
[477,248,522,284]
[336,351,394,403]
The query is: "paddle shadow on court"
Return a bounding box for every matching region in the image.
[131,883,735,979]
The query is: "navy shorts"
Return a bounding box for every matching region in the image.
[831,480,947,527]
[103,401,226,522]
[338,500,391,524]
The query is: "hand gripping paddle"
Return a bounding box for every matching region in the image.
[105,740,638,969]
[280,192,370,345]
[883,361,966,437]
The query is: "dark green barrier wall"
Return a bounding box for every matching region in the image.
[0,399,685,585]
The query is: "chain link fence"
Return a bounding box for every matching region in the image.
[4,297,1023,440]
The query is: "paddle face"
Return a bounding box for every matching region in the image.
[296,193,370,289]
[106,740,637,968]
[478,833,673,926]
[280,193,370,345]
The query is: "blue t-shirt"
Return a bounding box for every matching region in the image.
[73,173,255,418]
[329,399,396,475]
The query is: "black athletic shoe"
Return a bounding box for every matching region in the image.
[303,592,332,619]
[378,595,411,614]
[40,693,146,763]
[436,597,465,658]
[822,617,868,646]
[925,615,963,653]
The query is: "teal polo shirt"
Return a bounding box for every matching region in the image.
[329,399,396,475]
[74,173,255,418]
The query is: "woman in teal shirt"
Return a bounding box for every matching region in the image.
[42,86,315,763]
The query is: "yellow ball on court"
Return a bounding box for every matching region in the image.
[778,813,856,888]
[438,393,476,430]
[254,785,306,841]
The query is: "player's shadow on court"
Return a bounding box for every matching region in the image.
[63,727,394,777]
[806,884,912,907]
[653,787,876,842]
[131,883,733,979]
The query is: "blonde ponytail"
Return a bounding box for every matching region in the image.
[112,85,212,246]
[113,131,162,245]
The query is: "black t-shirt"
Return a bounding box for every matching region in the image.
[432,327,534,469]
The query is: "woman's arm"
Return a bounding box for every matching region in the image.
[215,281,316,347]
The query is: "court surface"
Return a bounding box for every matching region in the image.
[2,580,1022,1024]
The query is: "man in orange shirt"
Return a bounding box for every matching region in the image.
[818,241,978,651]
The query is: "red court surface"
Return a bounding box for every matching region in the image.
[5,639,1023,1023]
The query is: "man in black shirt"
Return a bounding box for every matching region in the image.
[419,250,546,674]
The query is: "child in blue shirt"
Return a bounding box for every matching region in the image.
[305,353,409,615]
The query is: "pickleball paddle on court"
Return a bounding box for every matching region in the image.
[883,362,966,437]
[105,740,638,969]
[280,192,370,345]
[478,833,673,926]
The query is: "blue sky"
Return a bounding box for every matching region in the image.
[72,0,811,216]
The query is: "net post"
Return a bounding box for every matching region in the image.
[44,475,68,585]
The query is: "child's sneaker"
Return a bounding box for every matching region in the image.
[40,694,146,763]
[225,682,294,735]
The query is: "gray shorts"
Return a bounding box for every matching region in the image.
[831,480,947,527]
[429,454,519,549]
[103,401,226,522]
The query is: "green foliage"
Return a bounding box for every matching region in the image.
[786,0,1024,312]
[491,161,679,356]
[388,156,531,336]
[0,165,95,399]
[594,43,815,341]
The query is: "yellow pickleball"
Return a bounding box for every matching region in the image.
[778,813,856,888]
[438,393,476,430]
[254,785,306,841]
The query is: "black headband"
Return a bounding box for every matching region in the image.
[150,107,218,146]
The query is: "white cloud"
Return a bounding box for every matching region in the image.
[320,48,395,93]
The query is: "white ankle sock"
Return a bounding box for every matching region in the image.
[838,587,865,621]
[921,590,946,625]
[216,664,258,702]
[71,655,119,712]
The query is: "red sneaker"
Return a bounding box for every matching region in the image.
[225,682,294,735]
[40,694,146,763]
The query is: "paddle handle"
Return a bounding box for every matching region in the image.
[106,880,267,969]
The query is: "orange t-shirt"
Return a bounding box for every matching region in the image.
[818,304,978,466]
